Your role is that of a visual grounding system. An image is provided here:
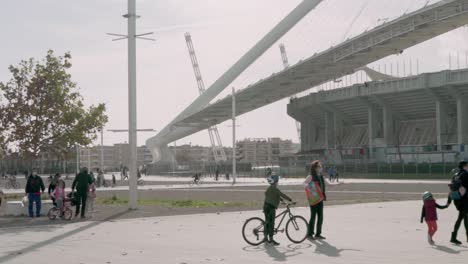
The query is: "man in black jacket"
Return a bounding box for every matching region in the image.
[72,167,92,219]
[450,161,468,244]
[25,169,45,217]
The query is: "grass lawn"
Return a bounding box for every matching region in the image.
[96,196,254,208]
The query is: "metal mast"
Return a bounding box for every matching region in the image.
[185,33,227,162]
[279,44,301,143]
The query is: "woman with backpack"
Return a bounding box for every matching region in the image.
[304,160,327,240]
[447,161,468,245]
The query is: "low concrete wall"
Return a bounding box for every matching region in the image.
[1,199,54,217]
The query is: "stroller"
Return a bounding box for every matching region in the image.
[47,192,77,221]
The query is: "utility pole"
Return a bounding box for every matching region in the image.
[76,146,80,174]
[100,128,104,172]
[126,0,138,210]
[87,148,91,169]
[232,88,237,184]
[107,0,154,210]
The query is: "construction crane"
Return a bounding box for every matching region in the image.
[279,44,301,144]
[185,32,227,162]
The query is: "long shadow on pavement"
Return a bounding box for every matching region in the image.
[0,209,131,264]
[243,243,311,262]
[310,240,361,257]
[432,244,468,254]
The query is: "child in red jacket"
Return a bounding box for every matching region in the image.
[420,191,448,245]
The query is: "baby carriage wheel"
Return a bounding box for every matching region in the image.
[47,207,58,220]
[63,208,73,220]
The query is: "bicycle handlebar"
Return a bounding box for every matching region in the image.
[281,201,297,206]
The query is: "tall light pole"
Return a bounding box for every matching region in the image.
[100,128,104,173]
[107,1,154,210]
[232,88,237,184]
[76,146,80,174]
[127,0,138,210]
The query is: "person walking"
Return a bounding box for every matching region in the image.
[112,174,116,187]
[72,167,92,219]
[305,160,327,240]
[25,169,45,218]
[328,166,334,182]
[447,161,468,244]
[420,191,448,245]
[48,173,60,207]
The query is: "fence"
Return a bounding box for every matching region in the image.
[0,157,78,175]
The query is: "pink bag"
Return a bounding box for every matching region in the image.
[305,180,324,206]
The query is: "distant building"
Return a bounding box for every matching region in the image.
[236,138,296,166]
[168,144,233,164]
[79,144,152,171]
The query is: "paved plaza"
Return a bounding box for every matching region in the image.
[1,200,467,264]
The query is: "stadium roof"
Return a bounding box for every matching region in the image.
[288,68,468,125]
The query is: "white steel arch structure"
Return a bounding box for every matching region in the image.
[147,0,468,162]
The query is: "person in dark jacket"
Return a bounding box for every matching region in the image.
[72,167,92,219]
[25,169,45,217]
[306,160,327,240]
[263,173,292,246]
[420,191,448,245]
[447,161,468,244]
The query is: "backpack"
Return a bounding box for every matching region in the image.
[449,171,466,200]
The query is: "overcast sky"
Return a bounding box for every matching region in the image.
[1,0,467,147]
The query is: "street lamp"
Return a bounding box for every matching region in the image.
[107,0,155,210]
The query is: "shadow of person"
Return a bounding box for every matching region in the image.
[265,244,288,262]
[311,240,361,257]
[433,245,460,254]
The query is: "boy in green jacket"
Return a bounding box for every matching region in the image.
[264,174,292,246]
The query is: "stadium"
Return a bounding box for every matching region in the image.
[286,68,468,177]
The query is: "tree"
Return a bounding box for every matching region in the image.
[0,50,108,161]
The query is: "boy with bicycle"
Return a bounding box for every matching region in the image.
[264,173,292,246]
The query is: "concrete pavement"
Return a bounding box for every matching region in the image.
[2,175,450,195]
[0,200,467,264]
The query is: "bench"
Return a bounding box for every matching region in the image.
[0,199,55,217]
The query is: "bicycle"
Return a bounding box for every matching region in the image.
[47,197,74,220]
[189,177,203,186]
[242,202,308,246]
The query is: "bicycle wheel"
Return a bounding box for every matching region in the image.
[285,215,308,244]
[4,181,12,189]
[63,208,73,220]
[242,217,266,246]
[48,208,58,220]
[14,182,20,189]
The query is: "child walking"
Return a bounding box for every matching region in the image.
[420,191,448,245]
[53,180,66,217]
[263,173,293,246]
